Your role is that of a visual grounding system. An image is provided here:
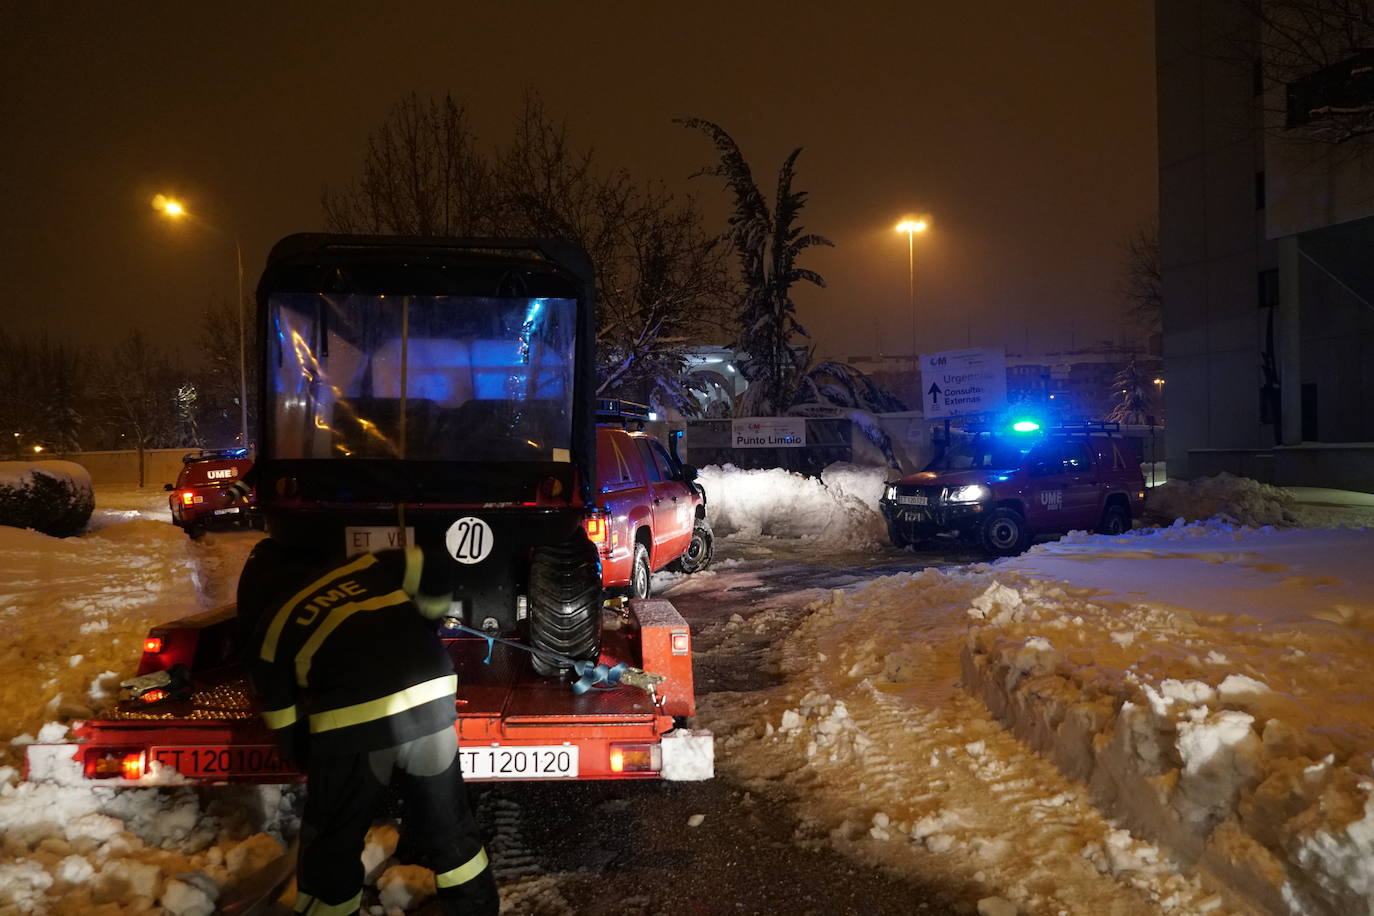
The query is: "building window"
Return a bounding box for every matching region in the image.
[1258,269,1279,310]
[1255,171,1266,209]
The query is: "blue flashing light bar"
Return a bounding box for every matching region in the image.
[1011,420,1041,433]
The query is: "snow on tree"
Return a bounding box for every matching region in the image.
[678,118,833,418]
[0,332,88,456]
[323,92,731,412]
[92,331,182,484]
[1106,358,1154,425]
[195,294,258,447]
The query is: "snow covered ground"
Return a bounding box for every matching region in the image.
[686,467,1374,914]
[2,470,1372,914]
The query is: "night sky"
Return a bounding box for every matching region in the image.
[0,1,1156,363]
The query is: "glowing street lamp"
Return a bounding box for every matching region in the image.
[153,194,248,450]
[895,218,929,376]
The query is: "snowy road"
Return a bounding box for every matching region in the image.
[469,538,1223,916]
[6,477,1371,914]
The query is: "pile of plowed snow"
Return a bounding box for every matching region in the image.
[1145,473,1300,527]
[697,463,887,545]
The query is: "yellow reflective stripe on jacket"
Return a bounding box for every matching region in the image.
[309,674,457,734]
[292,891,313,913]
[293,590,411,687]
[402,546,423,598]
[260,555,377,662]
[301,891,361,916]
[435,847,490,888]
[261,704,298,730]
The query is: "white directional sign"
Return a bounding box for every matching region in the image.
[920,347,1007,419]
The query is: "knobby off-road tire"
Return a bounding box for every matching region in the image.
[528,535,603,677]
[628,542,652,599]
[1097,503,1131,535]
[668,519,715,574]
[885,517,910,549]
[979,507,1030,557]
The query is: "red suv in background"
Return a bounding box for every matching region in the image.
[164,449,259,537]
[589,403,712,598]
[880,421,1146,557]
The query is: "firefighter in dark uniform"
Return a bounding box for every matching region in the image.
[240,543,499,916]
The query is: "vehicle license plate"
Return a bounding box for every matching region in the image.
[213,507,241,515]
[896,494,928,506]
[345,526,417,556]
[459,745,579,779]
[151,745,291,778]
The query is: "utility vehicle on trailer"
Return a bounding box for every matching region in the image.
[26,235,712,786]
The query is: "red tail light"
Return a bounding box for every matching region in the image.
[609,743,660,774]
[84,748,144,780]
[139,688,168,705]
[584,514,608,545]
[144,637,163,654]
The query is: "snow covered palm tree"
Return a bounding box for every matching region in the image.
[678,119,833,416]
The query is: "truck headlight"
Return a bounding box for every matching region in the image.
[883,485,897,501]
[944,484,991,504]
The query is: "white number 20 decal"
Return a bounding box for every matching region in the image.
[445,517,494,565]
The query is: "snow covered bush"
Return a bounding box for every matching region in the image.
[0,460,94,537]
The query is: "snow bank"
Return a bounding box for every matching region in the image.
[1,485,273,914]
[1144,473,1374,529]
[697,462,887,545]
[963,526,1374,914]
[699,564,1226,914]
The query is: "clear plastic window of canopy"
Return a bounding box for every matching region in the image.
[267,293,577,462]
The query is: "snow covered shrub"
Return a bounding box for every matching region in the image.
[0,460,94,537]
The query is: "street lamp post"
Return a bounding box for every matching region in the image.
[895,218,928,396]
[153,195,249,450]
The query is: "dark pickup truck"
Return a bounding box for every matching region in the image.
[880,422,1147,556]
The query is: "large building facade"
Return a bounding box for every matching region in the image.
[1157,1,1374,491]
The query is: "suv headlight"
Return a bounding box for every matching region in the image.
[944,484,991,504]
[883,484,897,501]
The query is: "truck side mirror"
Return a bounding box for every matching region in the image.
[680,464,699,482]
[164,483,175,491]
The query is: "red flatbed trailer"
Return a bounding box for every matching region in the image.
[25,599,713,786]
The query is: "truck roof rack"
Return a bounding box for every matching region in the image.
[596,399,651,430]
[1050,420,1121,434]
[184,448,250,464]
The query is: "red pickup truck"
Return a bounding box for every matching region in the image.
[880,421,1146,556]
[163,449,259,537]
[592,405,712,598]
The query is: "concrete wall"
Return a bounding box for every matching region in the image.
[1188,445,1374,492]
[58,449,200,488]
